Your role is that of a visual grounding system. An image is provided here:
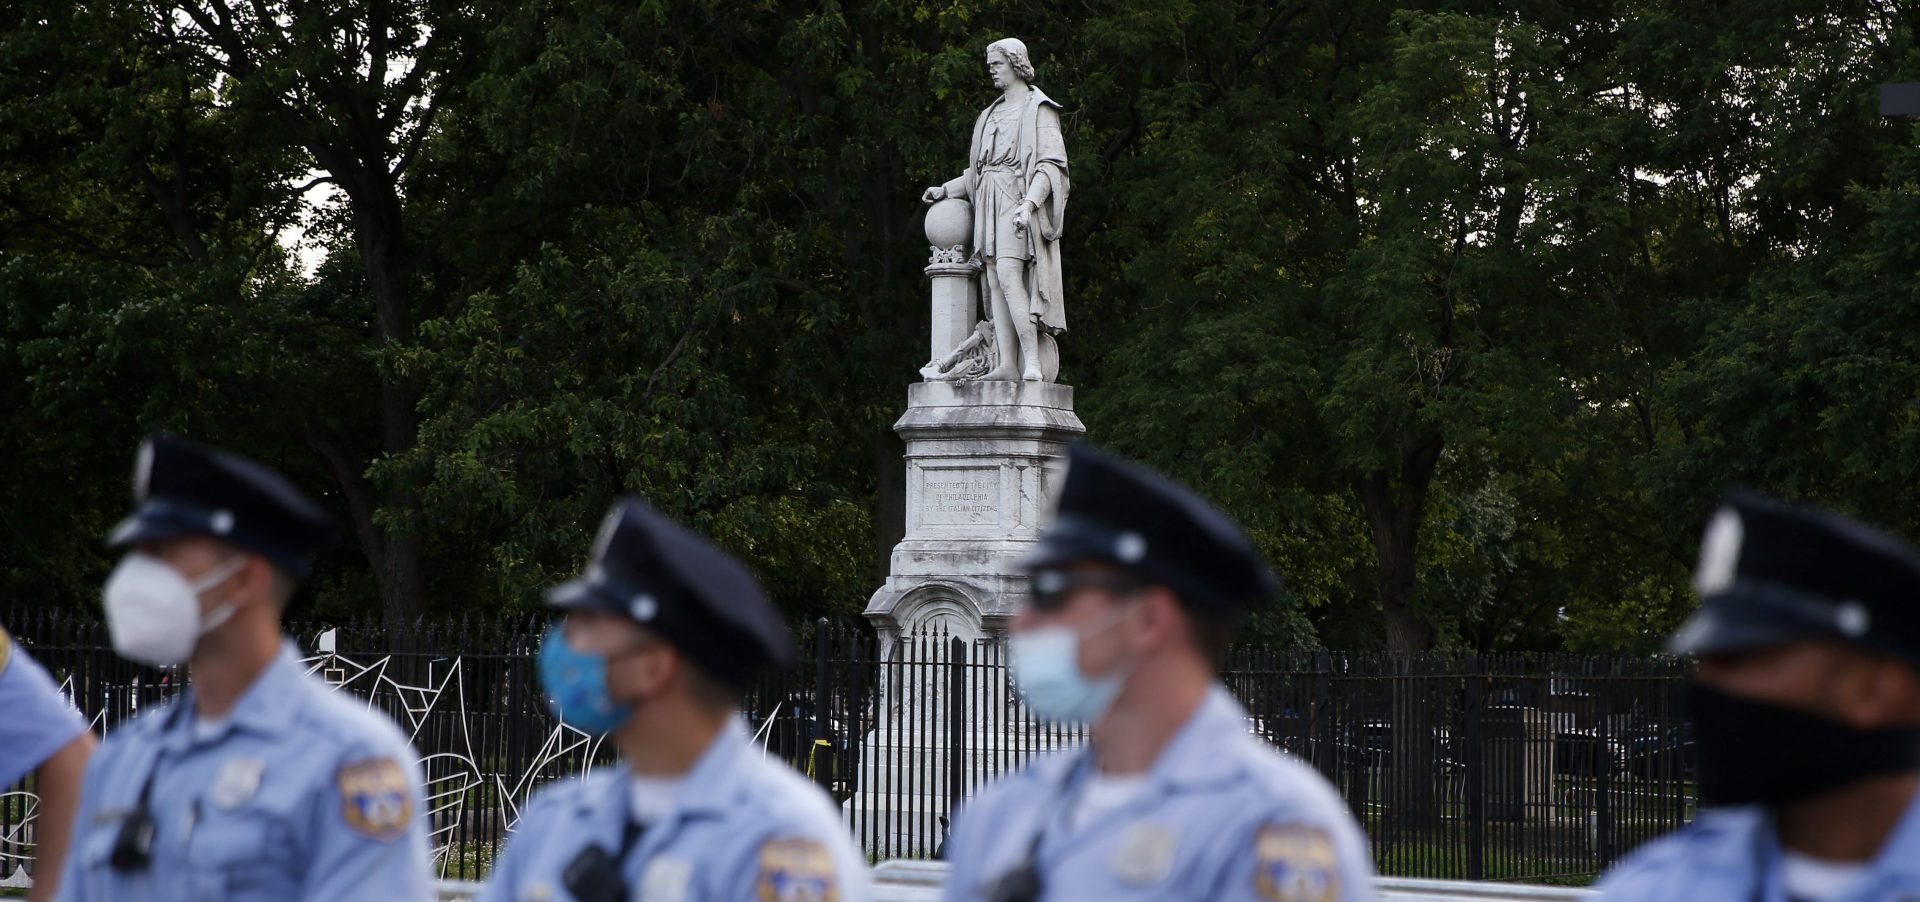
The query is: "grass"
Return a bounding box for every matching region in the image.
[1374,840,1600,886]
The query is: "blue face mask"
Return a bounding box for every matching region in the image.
[538,624,634,735]
[1007,608,1137,725]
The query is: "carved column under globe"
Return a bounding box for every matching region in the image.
[923,197,981,371]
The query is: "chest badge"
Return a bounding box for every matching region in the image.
[516,880,553,902]
[210,757,266,810]
[641,855,692,902]
[1111,822,1178,885]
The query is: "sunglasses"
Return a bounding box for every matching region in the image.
[1028,570,1145,612]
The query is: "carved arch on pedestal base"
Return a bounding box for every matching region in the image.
[887,582,985,644]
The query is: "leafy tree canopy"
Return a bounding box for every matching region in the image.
[2,0,1915,652]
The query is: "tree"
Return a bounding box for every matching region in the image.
[3,0,1915,651]
[1076,2,1669,654]
[0,0,464,624]
[166,0,461,624]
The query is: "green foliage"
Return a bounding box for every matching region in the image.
[2,0,1917,650]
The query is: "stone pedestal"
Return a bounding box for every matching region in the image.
[847,380,1085,855]
[846,178,1086,856]
[864,380,1085,642]
[848,723,1077,857]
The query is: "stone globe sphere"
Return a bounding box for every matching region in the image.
[925,197,972,249]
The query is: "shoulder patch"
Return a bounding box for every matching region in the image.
[755,836,837,902]
[0,624,12,677]
[1253,823,1340,902]
[337,756,412,838]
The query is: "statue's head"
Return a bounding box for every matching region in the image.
[986,38,1036,87]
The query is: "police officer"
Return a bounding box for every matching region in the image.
[1,624,96,902]
[943,445,1375,902]
[1598,494,1920,901]
[479,497,871,902]
[57,435,431,900]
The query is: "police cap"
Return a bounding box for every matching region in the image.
[547,497,795,691]
[1024,444,1278,615]
[1671,493,1920,666]
[106,435,337,579]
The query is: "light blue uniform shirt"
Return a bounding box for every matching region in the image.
[1598,798,1920,902]
[480,718,871,902]
[56,641,432,901]
[0,626,89,788]
[943,685,1376,902]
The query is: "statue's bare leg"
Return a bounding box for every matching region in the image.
[981,262,1021,381]
[994,257,1043,381]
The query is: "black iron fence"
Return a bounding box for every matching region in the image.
[3,612,1694,884]
[1223,650,1696,883]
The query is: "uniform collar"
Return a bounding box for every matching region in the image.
[230,641,311,734]
[577,767,635,852]
[1055,683,1248,793]
[160,640,308,749]
[575,717,753,828]
[1144,684,1250,790]
[1858,782,1920,879]
[1689,806,1774,870]
[664,717,751,817]
[1698,789,1920,884]
[1022,685,1248,862]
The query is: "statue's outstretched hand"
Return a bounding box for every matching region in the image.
[921,186,946,204]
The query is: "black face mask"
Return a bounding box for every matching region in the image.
[1689,681,1920,808]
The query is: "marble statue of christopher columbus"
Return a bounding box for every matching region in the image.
[920,37,1068,383]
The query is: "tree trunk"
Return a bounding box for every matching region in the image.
[1354,435,1444,654]
[374,526,427,627]
[298,422,425,629]
[355,193,428,627]
[1354,435,1445,828]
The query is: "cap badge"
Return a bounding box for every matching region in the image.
[210,509,235,535]
[631,594,658,621]
[1836,602,1870,638]
[1115,532,1147,564]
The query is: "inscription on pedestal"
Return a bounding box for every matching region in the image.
[919,467,1001,527]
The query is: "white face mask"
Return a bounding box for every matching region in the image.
[102,552,247,667]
